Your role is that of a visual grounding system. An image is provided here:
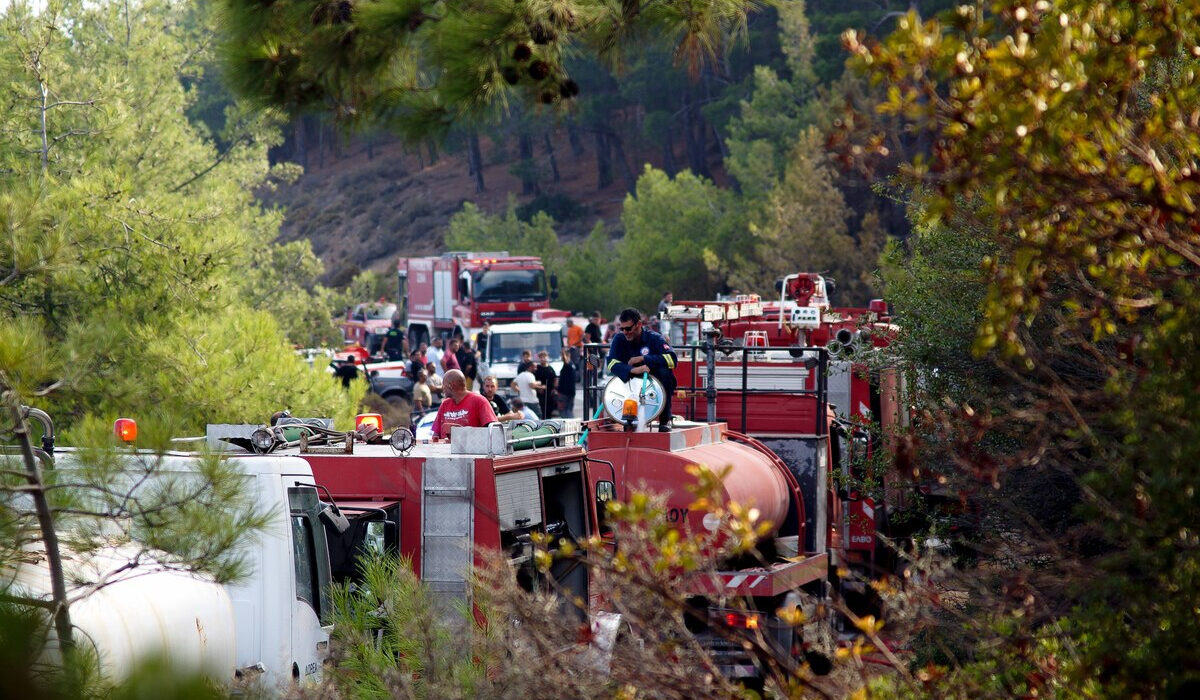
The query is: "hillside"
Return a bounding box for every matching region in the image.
[261,127,713,287]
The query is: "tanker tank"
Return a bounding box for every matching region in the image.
[10,545,237,682]
[586,422,802,555]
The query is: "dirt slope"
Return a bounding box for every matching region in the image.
[263,131,650,286]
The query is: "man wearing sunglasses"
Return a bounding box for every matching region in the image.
[606,307,678,431]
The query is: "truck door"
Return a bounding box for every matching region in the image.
[286,484,333,683]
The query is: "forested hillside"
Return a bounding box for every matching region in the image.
[251,1,954,309]
[4,1,1198,698]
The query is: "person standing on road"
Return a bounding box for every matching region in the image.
[516,349,535,375]
[584,311,603,346]
[457,338,478,391]
[431,369,498,440]
[584,311,605,380]
[566,318,584,373]
[533,350,558,417]
[442,337,461,375]
[425,362,443,400]
[556,347,577,418]
[427,337,445,376]
[606,307,678,431]
[381,318,407,360]
[413,369,433,411]
[511,364,544,418]
[657,291,673,318]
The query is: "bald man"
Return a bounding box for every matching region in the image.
[431,369,498,440]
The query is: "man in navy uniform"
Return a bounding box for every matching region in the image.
[606,307,678,431]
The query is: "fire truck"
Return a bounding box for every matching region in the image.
[656,275,905,574]
[232,416,606,624]
[570,276,906,683]
[339,300,398,356]
[397,252,557,347]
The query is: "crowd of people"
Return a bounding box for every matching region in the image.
[338,293,679,440]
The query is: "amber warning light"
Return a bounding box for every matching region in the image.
[113,418,137,443]
[355,413,383,433]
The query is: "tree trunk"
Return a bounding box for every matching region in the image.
[317,122,325,168]
[567,119,586,156]
[426,138,439,165]
[468,130,485,193]
[594,131,613,189]
[518,132,537,195]
[662,130,678,178]
[608,131,637,194]
[543,132,560,183]
[293,118,308,169]
[3,399,73,653]
[684,101,711,179]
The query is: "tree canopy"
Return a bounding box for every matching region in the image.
[0,0,357,433]
[853,1,1200,694]
[215,0,760,138]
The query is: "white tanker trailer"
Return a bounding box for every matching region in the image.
[4,418,352,691]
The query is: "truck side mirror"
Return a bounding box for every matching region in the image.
[550,273,559,290]
[596,480,615,503]
[458,277,469,300]
[550,289,559,301]
[319,502,350,535]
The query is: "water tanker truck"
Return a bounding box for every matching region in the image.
[3,410,352,689]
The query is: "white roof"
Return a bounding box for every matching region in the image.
[486,322,563,334]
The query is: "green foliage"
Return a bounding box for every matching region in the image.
[515,193,586,223]
[725,65,816,197]
[324,552,485,699]
[215,0,759,138]
[446,199,562,267]
[618,166,744,310]
[554,221,615,314]
[0,0,356,434]
[736,128,882,304]
[858,1,1200,695]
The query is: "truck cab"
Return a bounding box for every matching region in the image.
[398,252,556,346]
[482,322,564,388]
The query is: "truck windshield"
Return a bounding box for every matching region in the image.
[489,331,562,364]
[474,269,547,302]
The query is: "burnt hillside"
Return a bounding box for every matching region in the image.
[259,124,712,287]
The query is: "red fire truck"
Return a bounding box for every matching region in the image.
[656,275,905,571]
[572,276,907,682]
[397,252,557,347]
[232,419,603,621]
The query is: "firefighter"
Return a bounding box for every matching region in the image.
[380,317,407,360]
[606,307,677,431]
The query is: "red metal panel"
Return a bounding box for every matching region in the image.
[306,454,424,577]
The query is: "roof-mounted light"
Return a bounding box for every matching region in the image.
[355,413,383,433]
[250,428,276,454]
[113,418,137,443]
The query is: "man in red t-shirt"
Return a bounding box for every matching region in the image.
[431,369,498,439]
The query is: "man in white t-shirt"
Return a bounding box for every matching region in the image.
[426,337,445,377]
[511,367,544,415]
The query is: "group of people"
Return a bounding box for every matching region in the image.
[403,334,492,411]
[430,304,678,439]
